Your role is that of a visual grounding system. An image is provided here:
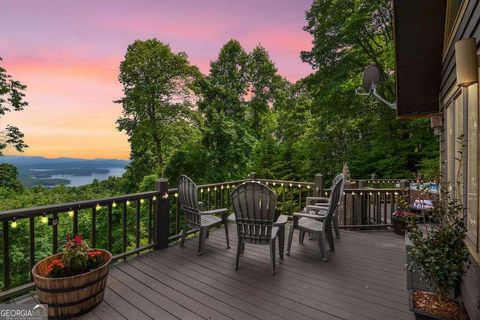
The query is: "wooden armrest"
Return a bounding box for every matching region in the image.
[306,205,328,212]
[293,212,325,220]
[275,215,288,226]
[306,196,329,204]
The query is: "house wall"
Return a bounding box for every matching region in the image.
[440,1,480,318]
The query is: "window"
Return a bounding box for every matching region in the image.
[446,99,456,188]
[467,83,479,250]
[454,95,464,199]
[446,86,479,253]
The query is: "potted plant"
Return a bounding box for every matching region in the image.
[407,188,469,320]
[32,234,112,319]
[392,210,414,235]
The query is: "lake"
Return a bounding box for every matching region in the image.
[51,167,126,187]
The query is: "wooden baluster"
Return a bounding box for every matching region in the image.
[91,207,97,248]
[3,221,10,290]
[136,200,141,248]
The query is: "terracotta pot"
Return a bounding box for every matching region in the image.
[32,249,112,319]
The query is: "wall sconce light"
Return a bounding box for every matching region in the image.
[430,113,443,136]
[455,38,478,87]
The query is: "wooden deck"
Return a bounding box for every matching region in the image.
[13,224,413,320]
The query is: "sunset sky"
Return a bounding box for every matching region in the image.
[0,0,313,160]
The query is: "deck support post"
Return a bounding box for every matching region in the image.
[399,179,411,208]
[154,178,170,250]
[314,174,324,196]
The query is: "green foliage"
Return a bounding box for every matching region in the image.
[0,163,24,192]
[0,57,28,154]
[116,39,201,181]
[62,235,89,272]
[407,188,469,301]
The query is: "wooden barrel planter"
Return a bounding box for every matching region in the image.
[32,249,112,319]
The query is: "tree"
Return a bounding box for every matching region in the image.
[116,39,200,178]
[0,57,28,154]
[296,0,437,181]
[195,40,255,181]
[0,163,24,192]
[247,46,288,137]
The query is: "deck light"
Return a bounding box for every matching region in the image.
[96,204,102,210]
[126,200,131,206]
[298,184,301,188]
[455,38,479,87]
[200,189,203,193]
[11,221,18,229]
[140,199,145,204]
[112,202,117,208]
[68,210,74,217]
[162,193,169,199]
[174,193,178,197]
[40,216,49,224]
[307,185,310,189]
[152,196,157,201]
[273,182,276,186]
[289,183,292,187]
[281,183,284,186]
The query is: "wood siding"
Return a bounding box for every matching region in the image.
[441,0,480,101]
[441,1,480,318]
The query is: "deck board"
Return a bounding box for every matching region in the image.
[14,224,414,320]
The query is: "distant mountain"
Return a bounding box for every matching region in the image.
[0,156,129,168]
[0,156,130,187]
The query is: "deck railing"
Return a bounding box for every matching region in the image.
[0,173,410,300]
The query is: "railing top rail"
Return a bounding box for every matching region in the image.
[0,179,250,221]
[0,190,159,221]
[256,178,315,186]
[167,179,249,194]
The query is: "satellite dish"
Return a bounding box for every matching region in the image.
[356,64,396,109]
[362,64,381,93]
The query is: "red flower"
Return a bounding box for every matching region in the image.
[74,235,83,245]
[88,251,102,258]
[47,258,65,277]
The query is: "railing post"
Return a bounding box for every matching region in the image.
[249,172,257,180]
[154,178,169,250]
[314,174,324,196]
[358,180,366,189]
[399,179,411,207]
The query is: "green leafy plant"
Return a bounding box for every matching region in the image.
[62,235,90,272]
[407,187,469,301]
[47,235,105,278]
